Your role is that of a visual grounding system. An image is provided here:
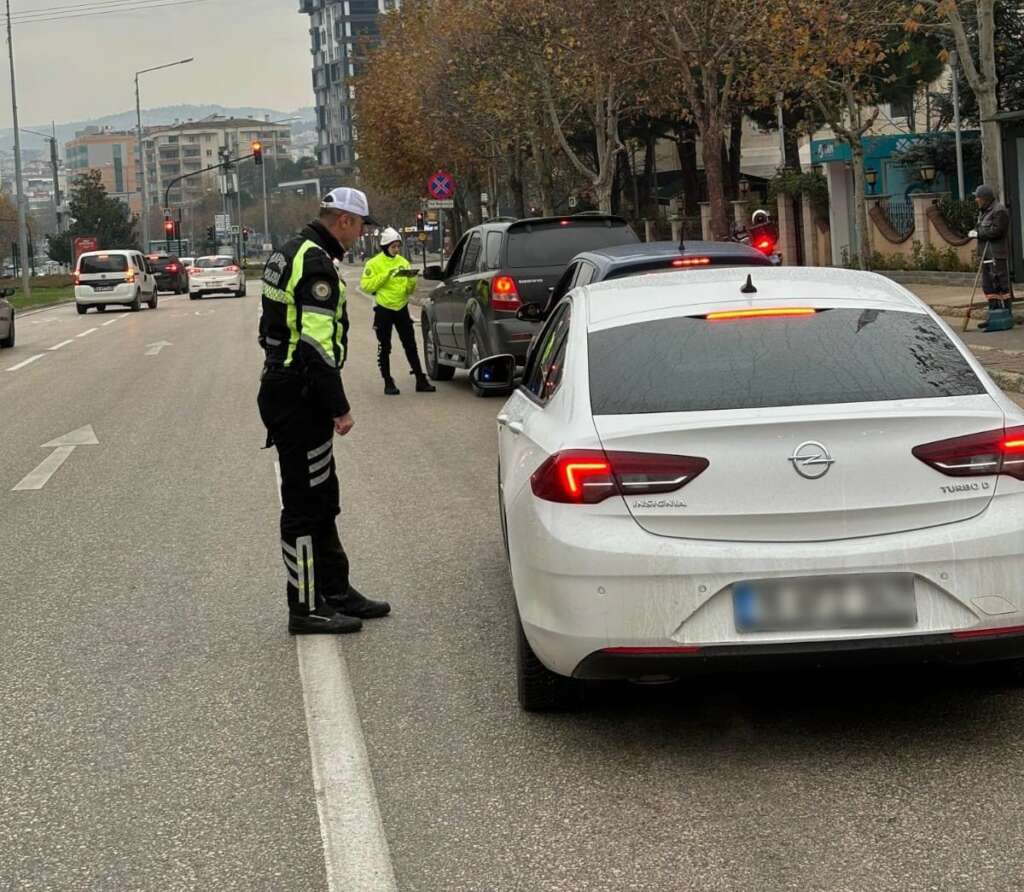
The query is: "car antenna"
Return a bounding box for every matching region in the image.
[740,274,757,294]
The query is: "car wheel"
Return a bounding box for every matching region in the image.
[129,291,141,312]
[189,293,198,301]
[515,609,584,712]
[423,315,454,381]
[76,303,87,315]
[468,328,488,397]
[0,314,13,348]
[148,290,158,310]
[96,305,106,313]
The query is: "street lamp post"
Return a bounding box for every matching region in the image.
[135,57,194,248]
[23,126,63,236]
[6,0,30,296]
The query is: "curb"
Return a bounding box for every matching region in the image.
[881,271,978,287]
[988,367,1024,394]
[16,297,75,317]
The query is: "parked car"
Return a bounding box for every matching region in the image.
[540,240,774,318]
[0,287,14,348]
[147,253,189,294]
[420,215,638,384]
[74,250,158,313]
[471,266,1024,710]
[189,256,246,299]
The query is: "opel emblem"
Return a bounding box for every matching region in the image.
[789,441,835,480]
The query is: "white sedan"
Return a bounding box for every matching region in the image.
[471,267,1024,711]
[189,255,246,299]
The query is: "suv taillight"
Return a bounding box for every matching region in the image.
[72,271,80,285]
[125,269,136,283]
[913,426,1024,480]
[491,275,521,312]
[531,449,709,505]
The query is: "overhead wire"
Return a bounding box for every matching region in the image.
[8,0,217,24]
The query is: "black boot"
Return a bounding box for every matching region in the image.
[384,378,400,395]
[415,374,436,393]
[329,586,391,619]
[289,607,363,635]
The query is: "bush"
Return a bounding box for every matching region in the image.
[768,170,830,217]
[937,196,977,237]
[860,242,974,273]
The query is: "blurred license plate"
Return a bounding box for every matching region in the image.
[733,575,916,633]
[94,285,114,291]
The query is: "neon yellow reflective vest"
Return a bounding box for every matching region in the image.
[360,250,418,311]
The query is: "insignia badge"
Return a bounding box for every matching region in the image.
[311,280,332,301]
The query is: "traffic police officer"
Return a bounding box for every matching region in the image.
[258,187,391,634]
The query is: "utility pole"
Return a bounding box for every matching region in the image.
[135,74,148,248]
[50,122,62,233]
[950,50,966,201]
[6,0,30,297]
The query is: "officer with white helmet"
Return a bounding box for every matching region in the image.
[360,227,436,395]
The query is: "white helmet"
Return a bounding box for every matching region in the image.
[379,227,402,247]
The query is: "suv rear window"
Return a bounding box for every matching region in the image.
[80,254,128,273]
[506,221,636,268]
[196,257,235,268]
[589,308,984,415]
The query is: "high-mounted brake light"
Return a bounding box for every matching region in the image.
[672,257,711,267]
[706,307,817,321]
[913,425,1024,481]
[531,449,709,504]
[491,274,522,312]
[560,219,571,226]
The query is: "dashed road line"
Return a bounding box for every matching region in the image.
[49,340,74,351]
[101,318,119,326]
[76,328,98,338]
[5,354,44,372]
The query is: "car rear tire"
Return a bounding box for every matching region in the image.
[95,305,106,313]
[76,303,87,315]
[189,293,198,301]
[516,610,584,712]
[148,291,158,310]
[468,328,488,397]
[129,291,141,312]
[423,315,454,381]
[0,314,14,348]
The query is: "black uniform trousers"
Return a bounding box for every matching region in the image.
[258,371,350,615]
[374,304,422,381]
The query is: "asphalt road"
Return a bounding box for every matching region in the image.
[3,272,1024,891]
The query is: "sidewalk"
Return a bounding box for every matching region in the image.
[904,282,1024,396]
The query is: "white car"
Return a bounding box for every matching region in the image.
[471,267,1024,711]
[74,249,158,313]
[189,255,246,299]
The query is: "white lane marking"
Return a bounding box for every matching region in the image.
[12,425,100,491]
[145,340,172,356]
[5,354,44,372]
[101,318,119,326]
[296,640,399,892]
[76,327,98,338]
[49,340,74,351]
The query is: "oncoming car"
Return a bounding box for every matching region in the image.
[472,266,1024,711]
[189,256,246,299]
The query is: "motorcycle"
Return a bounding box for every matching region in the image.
[726,209,783,266]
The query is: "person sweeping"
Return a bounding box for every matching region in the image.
[361,228,437,395]
[974,184,1014,332]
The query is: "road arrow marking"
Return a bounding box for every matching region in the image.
[5,354,44,372]
[145,341,172,356]
[13,425,99,491]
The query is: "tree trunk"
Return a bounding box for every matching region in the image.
[702,122,729,239]
[851,141,872,270]
[644,130,657,219]
[978,90,1002,190]
[508,146,527,219]
[595,173,615,214]
[529,127,556,216]
[724,114,743,198]
[675,125,700,219]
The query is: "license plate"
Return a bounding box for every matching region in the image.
[733,574,917,633]
[93,285,114,292]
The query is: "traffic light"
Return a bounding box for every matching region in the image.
[416,212,425,232]
[164,217,174,237]
[251,140,263,166]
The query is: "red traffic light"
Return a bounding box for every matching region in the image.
[164,218,174,235]
[251,140,263,166]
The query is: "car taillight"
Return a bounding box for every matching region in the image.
[166,263,178,272]
[913,426,1024,480]
[491,275,521,312]
[753,235,776,255]
[72,271,80,285]
[531,449,709,505]
[188,267,200,275]
[125,269,136,283]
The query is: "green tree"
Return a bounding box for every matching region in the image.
[47,170,139,265]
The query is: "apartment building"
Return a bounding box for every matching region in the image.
[65,127,140,213]
[299,0,399,171]
[140,116,293,211]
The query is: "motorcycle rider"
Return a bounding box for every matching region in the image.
[361,228,436,395]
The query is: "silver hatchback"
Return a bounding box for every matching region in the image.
[0,287,14,349]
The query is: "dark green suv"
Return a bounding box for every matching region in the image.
[420,215,637,382]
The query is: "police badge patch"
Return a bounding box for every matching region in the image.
[311,280,333,301]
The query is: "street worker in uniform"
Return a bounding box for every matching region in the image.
[258,187,391,634]
[361,228,437,395]
[974,183,1014,332]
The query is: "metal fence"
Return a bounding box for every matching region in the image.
[878,199,915,239]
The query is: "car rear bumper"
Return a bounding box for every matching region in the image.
[573,628,1024,680]
[75,285,135,304]
[190,277,242,294]
[507,492,1024,677]
[490,317,538,363]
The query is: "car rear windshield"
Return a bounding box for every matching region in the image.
[79,254,128,274]
[196,257,234,268]
[588,308,984,415]
[506,222,636,268]
[151,257,178,269]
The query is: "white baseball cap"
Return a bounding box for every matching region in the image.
[320,186,378,225]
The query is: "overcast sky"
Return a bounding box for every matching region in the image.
[5,0,312,126]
